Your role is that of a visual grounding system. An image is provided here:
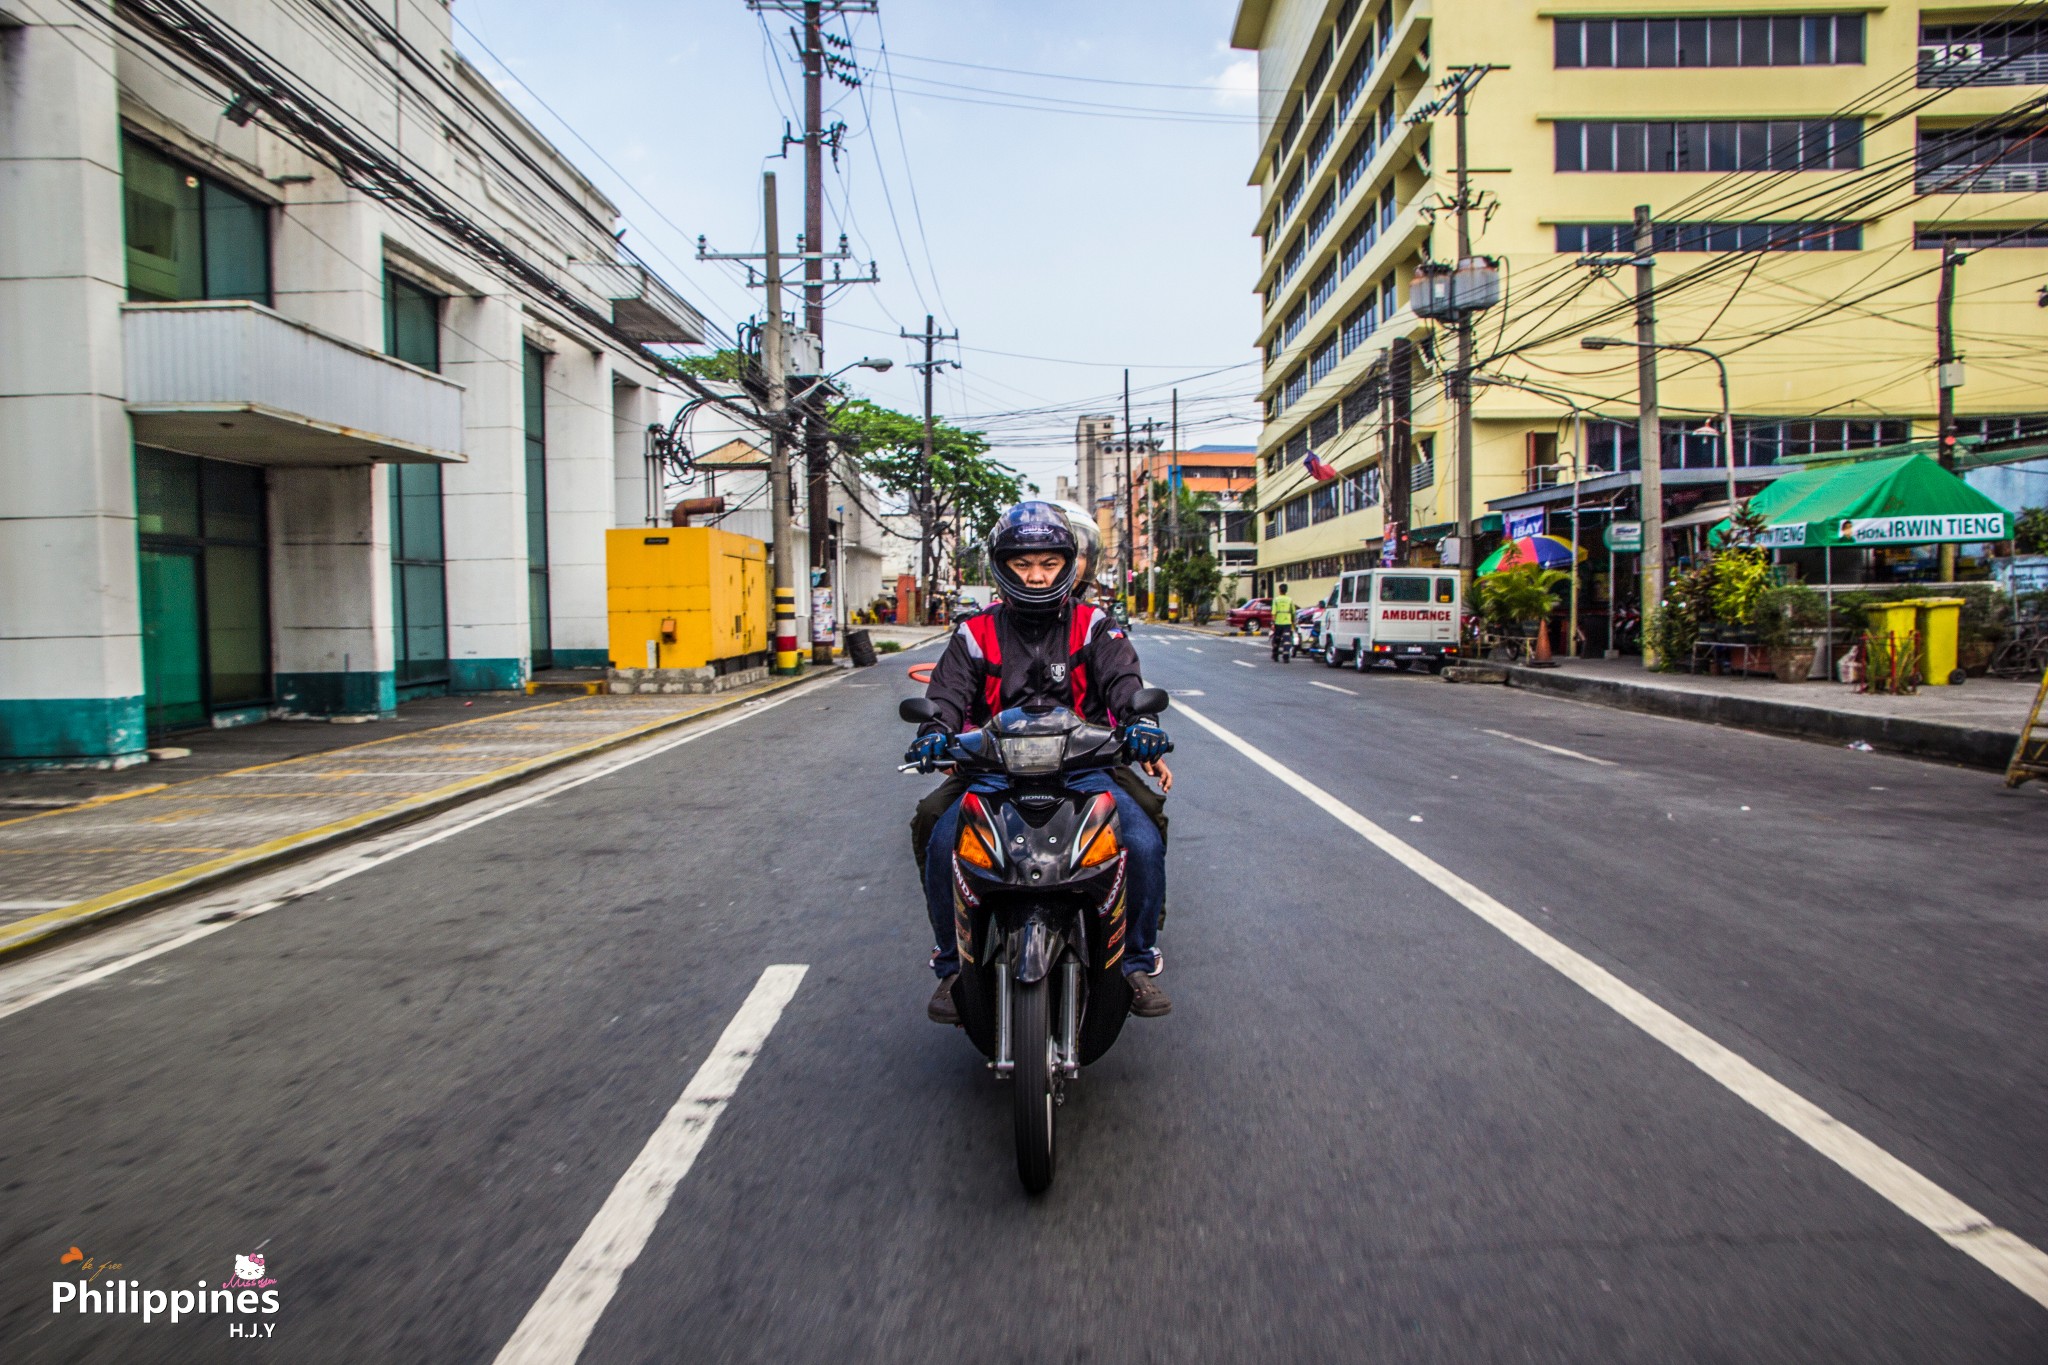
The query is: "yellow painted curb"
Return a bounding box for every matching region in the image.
[0,671,833,959]
[0,783,170,830]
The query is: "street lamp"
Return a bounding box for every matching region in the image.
[788,355,893,405]
[1581,336,1737,516]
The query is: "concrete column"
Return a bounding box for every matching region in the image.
[614,378,651,529]
[440,290,529,691]
[271,466,395,716]
[543,343,613,667]
[0,5,146,767]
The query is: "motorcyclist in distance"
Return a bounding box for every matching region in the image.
[907,502,1173,1024]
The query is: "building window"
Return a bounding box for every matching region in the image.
[135,447,270,731]
[1342,465,1381,512]
[1556,15,1863,68]
[1556,221,1862,252]
[1310,337,1339,385]
[523,343,553,670]
[1279,99,1305,159]
[1380,184,1397,230]
[1341,299,1376,353]
[1380,274,1397,320]
[1311,408,1340,448]
[1265,508,1282,539]
[1955,415,2048,442]
[121,135,270,305]
[1919,20,2048,87]
[1915,223,2048,249]
[1582,416,1909,471]
[1285,496,1311,532]
[1378,94,1396,144]
[1308,189,1336,245]
[1283,365,1309,410]
[1341,215,1377,276]
[1305,36,1334,103]
[1311,483,1341,522]
[1281,168,1305,224]
[1287,430,1310,464]
[1284,300,1309,346]
[1919,125,2048,194]
[1338,44,1371,120]
[1340,128,1375,200]
[1307,116,1334,176]
[1411,438,1435,491]
[1555,119,1861,173]
[1283,232,1306,282]
[1342,378,1380,426]
[384,273,449,696]
[1309,263,1337,316]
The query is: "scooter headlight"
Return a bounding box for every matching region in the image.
[1000,734,1064,776]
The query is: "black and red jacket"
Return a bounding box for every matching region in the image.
[920,600,1146,734]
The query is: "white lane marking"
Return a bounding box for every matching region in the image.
[1185,646,1204,653]
[1232,659,1257,669]
[494,965,807,1365]
[0,901,68,912]
[0,682,841,1022]
[1309,681,1357,696]
[1173,699,2048,1311]
[1482,728,1616,767]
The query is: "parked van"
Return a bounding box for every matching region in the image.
[1319,568,1463,672]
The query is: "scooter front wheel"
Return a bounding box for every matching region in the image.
[1011,977,1056,1194]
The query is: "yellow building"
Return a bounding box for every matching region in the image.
[1232,0,2048,637]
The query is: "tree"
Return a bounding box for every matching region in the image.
[672,349,752,383]
[1145,480,1221,559]
[831,398,1024,588]
[2017,505,2048,556]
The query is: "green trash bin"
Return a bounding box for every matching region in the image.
[1906,596,1966,686]
[1863,601,1921,689]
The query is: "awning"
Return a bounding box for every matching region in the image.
[124,301,465,465]
[1713,453,2012,548]
[1665,500,1737,530]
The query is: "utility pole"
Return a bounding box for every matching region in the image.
[1632,203,1665,668]
[1936,239,1967,581]
[762,173,799,674]
[901,314,958,621]
[1450,74,1477,591]
[1169,390,1181,618]
[1121,369,1134,613]
[747,0,878,659]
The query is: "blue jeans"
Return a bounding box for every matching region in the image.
[925,783,1164,979]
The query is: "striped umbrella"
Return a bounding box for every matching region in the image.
[1476,534,1585,576]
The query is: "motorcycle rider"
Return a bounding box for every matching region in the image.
[907,502,1173,1024]
[1271,583,1298,660]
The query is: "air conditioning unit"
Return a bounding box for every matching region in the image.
[1921,42,1985,68]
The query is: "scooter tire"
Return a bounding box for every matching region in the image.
[1011,977,1056,1194]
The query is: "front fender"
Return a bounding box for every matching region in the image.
[1011,917,1066,984]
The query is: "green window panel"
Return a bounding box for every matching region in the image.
[121,136,270,305]
[383,273,441,371]
[523,342,552,669]
[135,448,271,730]
[382,270,448,693]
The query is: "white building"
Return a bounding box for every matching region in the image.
[1,0,714,767]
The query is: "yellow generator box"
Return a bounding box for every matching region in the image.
[606,528,768,670]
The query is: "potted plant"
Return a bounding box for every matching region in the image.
[1754,584,1828,683]
[1477,561,1570,662]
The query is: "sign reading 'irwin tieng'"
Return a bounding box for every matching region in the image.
[1756,512,2011,547]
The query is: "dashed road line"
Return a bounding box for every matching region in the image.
[1309,681,1358,696]
[1232,659,1257,669]
[1482,728,1616,766]
[1174,697,2048,1313]
[493,965,808,1364]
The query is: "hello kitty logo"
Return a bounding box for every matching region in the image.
[223,1253,276,1289]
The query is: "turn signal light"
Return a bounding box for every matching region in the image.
[1078,822,1120,868]
[956,823,996,870]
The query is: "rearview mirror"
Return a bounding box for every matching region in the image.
[1126,687,1169,718]
[898,697,941,724]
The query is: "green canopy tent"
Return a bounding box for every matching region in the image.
[1709,453,2013,677]
[1710,452,2011,549]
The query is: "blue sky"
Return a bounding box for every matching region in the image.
[453,0,1265,490]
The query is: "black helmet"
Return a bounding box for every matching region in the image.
[987,501,1079,613]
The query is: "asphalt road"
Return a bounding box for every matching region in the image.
[1,627,2044,1362]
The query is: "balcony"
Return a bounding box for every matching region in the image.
[123,302,464,465]
[578,260,710,345]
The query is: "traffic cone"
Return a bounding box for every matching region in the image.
[1533,618,1554,662]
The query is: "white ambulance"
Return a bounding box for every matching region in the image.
[1319,568,1463,673]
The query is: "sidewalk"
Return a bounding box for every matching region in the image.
[0,670,832,956]
[1497,657,2037,770]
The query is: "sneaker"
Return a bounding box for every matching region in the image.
[1125,971,1173,1018]
[928,974,961,1026]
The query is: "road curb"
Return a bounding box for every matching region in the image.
[0,668,839,960]
[1498,664,2018,770]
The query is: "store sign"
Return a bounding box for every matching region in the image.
[1505,507,1547,540]
[1757,524,1807,548]
[1604,521,1643,552]
[1838,513,2010,545]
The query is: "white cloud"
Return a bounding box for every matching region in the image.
[1209,55,1257,108]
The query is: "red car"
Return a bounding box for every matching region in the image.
[1227,598,1272,633]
